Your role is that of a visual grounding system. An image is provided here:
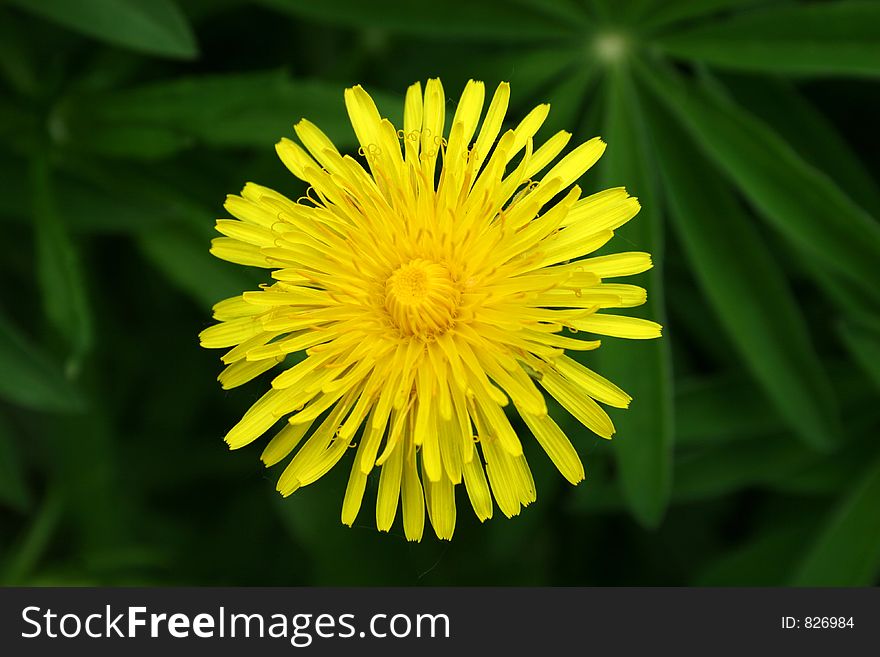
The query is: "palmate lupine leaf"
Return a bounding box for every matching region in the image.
[256,0,581,41]
[711,73,880,345]
[61,125,193,162]
[792,456,880,586]
[676,364,873,448]
[138,226,261,310]
[718,75,880,218]
[695,523,812,586]
[458,47,586,109]
[672,437,818,503]
[8,0,196,59]
[51,160,261,309]
[838,320,880,394]
[655,1,880,77]
[770,428,880,497]
[664,264,737,369]
[569,429,874,514]
[638,61,880,298]
[0,313,84,413]
[0,413,31,513]
[648,95,840,450]
[509,0,592,24]
[30,156,93,370]
[0,488,63,585]
[44,407,134,557]
[593,66,673,528]
[539,64,600,139]
[62,72,401,159]
[0,18,39,97]
[634,0,774,31]
[273,470,413,585]
[675,375,785,447]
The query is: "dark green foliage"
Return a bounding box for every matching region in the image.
[0,0,878,586]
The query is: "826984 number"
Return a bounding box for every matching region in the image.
[804,617,854,629]
[781,616,855,629]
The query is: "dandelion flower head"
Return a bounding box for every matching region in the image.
[199,79,662,541]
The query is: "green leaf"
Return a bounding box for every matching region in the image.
[664,262,737,371]
[839,319,880,394]
[792,456,880,586]
[257,0,577,41]
[272,459,413,585]
[43,408,133,559]
[695,524,811,586]
[649,97,839,449]
[137,225,260,310]
[676,375,781,447]
[1,154,213,233]
[64,124,193,161]
[57,175,183,234]
[673,436,816,503]
[1,487,63,585]
[0,100,35,151]
[62,72,401,158]
[571,427,877,513]
[719,75,880,218]
[55,157,224,231]
[593,66,674,528]
[539,63,600,141]
[770,431,880,497]
[0,413,31,513]
[460,47,585,110]
[30,155,93,369]
[8,0,197,59]
[638,62,880,295]
[656,2,880,77]
[677,364,873,447]
[637,0,771,31]
[694,70,880,318]
[43,158,261,307]
[711,73,880,323]
[511,0,591,25]
[0,312,85,413]
[0,13,39,97]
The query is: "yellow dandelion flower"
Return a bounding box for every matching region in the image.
[199,79,662,541]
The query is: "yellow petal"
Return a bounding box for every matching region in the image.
[541,136,605,188]
[518,408,584,484]
[571,313,663,339]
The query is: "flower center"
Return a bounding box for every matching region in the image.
[385,258,460,338]
[594,31,629,64]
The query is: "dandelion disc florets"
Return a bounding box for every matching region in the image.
[385,258,460,339]
[199,78,662,541]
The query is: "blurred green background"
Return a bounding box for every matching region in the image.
[1,0,880,586]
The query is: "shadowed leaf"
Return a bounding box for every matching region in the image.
[719,74,880,217]
[792,456,880,586]
[8,0,197,59]
[695,523,812,586]
[593,65,674,528]
[257,0,578,41]
[838,319,880,394]
[657,2,880,77]
[138,226,259,310]
[0,413,30,513]
[63,72,401,158]
[676,364,871,447]
[0,313,84,413]
[30,156,92,368]
[637,0,771,30]
[639,62,880,297]
[649,95,839,449]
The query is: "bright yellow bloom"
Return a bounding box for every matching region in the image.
[199,79,661,541]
